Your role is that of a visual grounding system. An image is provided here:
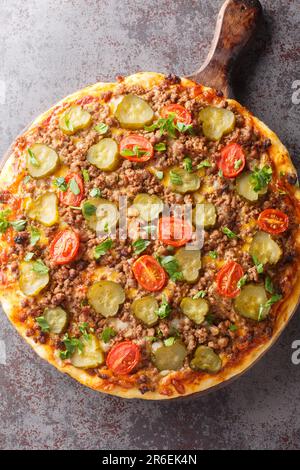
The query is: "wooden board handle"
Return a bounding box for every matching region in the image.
[188,0,262,97]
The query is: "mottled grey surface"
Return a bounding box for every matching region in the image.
[0,0,300,450]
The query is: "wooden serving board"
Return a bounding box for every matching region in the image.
[187,0,262,98]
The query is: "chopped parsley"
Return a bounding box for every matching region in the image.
[193,290,206,299]
[94,238,113,259]
[132,238,151,255]
[27,148,40,167]
[59,334,83,360]
[158,255,183,282]
[144,114,193,138]
[156,295,172,319]
[237,275,248,289]
[82,169,90,182]
[229,324,238,332]
[82,202,97,217]
[252,255,264,274]
[120,146,149,159]
[205,313,215,325]
[209,251,218,259]
[29,226,41,246]
[183,157,193,173]
[11,219,27,231]
[218,169,223,178]
[154,142,167,152]
[234,159,243,170]
[164,337,176,347]
[36,316,50,333]
[0,209,11,233]
[197,160,211,169]
[24,252,34,261]
[89,187,101,198]
[53,176,67,192]
[265,276,274,294]
[32,259,49,275]
[101,327,117,343]
[222,227,237,239]
[169,170,183,185]
[94,122,109,134]
[250,165,272,192]
[69,177,80,195]
[258,294,282,321]
[79,322,91,341]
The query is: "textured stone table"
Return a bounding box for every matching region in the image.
[0,0,299,450]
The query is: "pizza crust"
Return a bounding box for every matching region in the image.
[1,72,300,400]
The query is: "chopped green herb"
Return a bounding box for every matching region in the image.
[250,165,272,192]
[82,202,97,217]
[24,252,34,261]
[193,290,206,299]
[183,157,193,173]
[94,238,113,259]
[164,337,176,347]
[234,159,242,170]
[94,122,109,134]
[218,169,223,178]
[89,187,101,198]
[158,255,183,282]
[144,336,157,342]
[222,227,237,239]
[0,209,11,233]
[252,255,264,274]
[36,316,50,333]
[197,160,211,169]
[69,178,80,195]
[29,226,40,246]
[257,295,282,322]
[154,170,164,180]
[101,327,117,343]
[11,219,27,232]
[205,313,215,325]
[156,295,172,319]
[229,324,238,332]
[145,114,193,138]
[27,148,40,167]
[120,146,149,159]
[265,276,274,294]
[237,275,248,289]
[176,122,194,134]
[64,115,74,132]
[59,333,83,360]
[53,176,67,192]
[132,238,151,255]
[209,251,218,259]
[169,170,183,185]
[82,169,90,182]
[79,322,91,341]
[32,259,49,275]
[154,142,167,152]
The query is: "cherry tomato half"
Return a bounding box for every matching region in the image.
[59,173,84,207]
[216,261,244,298]
[49,229,80,265]
[257,209,289,234]
[160,104,192,125]
[218,143,246,178]
[106,341,141,375]
[120,135,154,162]
[158,216,193,247]
[132,255,167,292]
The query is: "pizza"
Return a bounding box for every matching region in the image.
[1,72,300,400]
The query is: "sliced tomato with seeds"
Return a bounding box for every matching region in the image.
[49,229,80,265]
[257,209,289,234]
[158,216,193,247]
[59,173,84,207]
[160,104,192,125]
[106,341,141,375]
[132,255,166,292]
[216,261,244,298]
[120,135,154,162]
[218,143,246,178]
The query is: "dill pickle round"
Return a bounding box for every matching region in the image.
[87,280,125,318]
[131,295,158,326]
[153,342,187,371]
[19,261,49,297]
[87,138,119,171]
[115,94,154,129]
[133,193,164,222]
[70,335,104,369]
[180,297,209,325]
[43,307,68,334]
[249,231,282,265]
[199,106,235,141]
[27,192,58,226]
[234,283,270,321]
[166,167,200,194]
[192,202,217,228]
[175,248,201,283]
[27,143,59,178]
[190,346,222,373]
[83,197,119,233]
[59,105,92,135]
[236,172,267,202]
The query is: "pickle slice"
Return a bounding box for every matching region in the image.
[193,202,217,229]
[236,172,268,202]
[19,261,49,296]
[249,231,282,265]
[83,198,119,233]
[175,248,201,283]
[180,297,209,325]
[59,105,92,135]
[44,307,68,334]
[199,106,235,141]
[27,192,58,226]
[131,295,159,326]
[87,138,119,171]
[27,144,59,178]
[70,335,104,369]
[166,167,200,194]
[190,346,222,373]
[133,193,164,222]
[153,342,187,371]
[87,280,125,317]
[234,284,270,321]
[115,94,154,129]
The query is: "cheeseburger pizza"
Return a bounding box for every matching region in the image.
[0,72,300,399]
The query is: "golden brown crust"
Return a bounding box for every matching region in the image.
[1,72,300,400]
